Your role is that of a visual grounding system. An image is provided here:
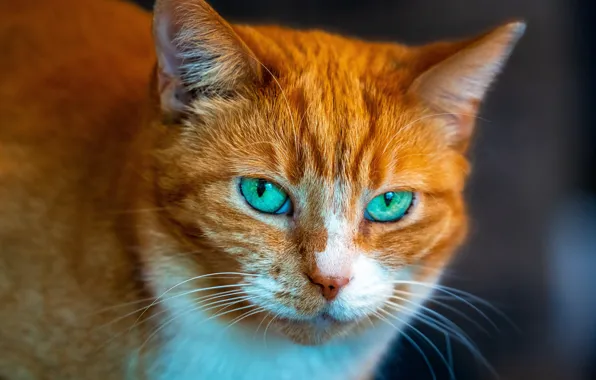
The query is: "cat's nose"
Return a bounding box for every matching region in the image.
[306,270,350,301]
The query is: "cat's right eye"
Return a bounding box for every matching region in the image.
[239,177,293,215]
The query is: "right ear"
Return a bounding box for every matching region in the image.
[153,0,262,118]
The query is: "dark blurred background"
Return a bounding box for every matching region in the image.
[134,0,595,379]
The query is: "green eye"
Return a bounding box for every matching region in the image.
[364,191,414,222]
[239,177,292,215]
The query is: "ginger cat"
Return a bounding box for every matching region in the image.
[0,0,524,378]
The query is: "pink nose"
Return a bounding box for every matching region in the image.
[307,270,351,301]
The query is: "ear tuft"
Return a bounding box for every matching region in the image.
[408,21,526,150]
[153,0,261,118]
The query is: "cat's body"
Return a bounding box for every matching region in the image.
[0,0,523,378]
[0,1,155,377]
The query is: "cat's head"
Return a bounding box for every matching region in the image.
[145,0,524,345]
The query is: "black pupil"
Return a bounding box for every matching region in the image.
[256,179,267,197]
[383,192,394,206]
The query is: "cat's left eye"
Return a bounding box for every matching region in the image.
[364,191,414,222]
[239,177,292,215]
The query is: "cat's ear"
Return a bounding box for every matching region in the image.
[407,22,525,151]
[153,0,262,119]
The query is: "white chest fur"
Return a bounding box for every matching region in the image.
[145,309,399,380]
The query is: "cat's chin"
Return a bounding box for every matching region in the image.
[274,314,362,345]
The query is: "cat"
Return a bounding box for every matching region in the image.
[0,0,524,378]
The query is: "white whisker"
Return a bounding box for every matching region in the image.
[384,299,467,340]
[139,296,259,354]
[98,288,251,332]
[367,307,437,380]
[223,307,267,333]
[263,312,280,348]
[392,280,506,330]
[253,314,269,339]
[134,272,259,328]
[383,300,495,376]
[378,308,455,380]
[390,291,490,334]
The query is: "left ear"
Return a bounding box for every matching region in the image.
[407,22,526,151]
[153,0,262,121]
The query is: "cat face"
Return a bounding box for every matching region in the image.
[148,0,523,345]
[154,92,468,344]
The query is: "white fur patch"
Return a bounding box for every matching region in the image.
[138,253,442,380]
[313,212,396,322]
[142,269,401,380]
[150,309,398,380]
[328,254,394,321]
[315,213,355,278]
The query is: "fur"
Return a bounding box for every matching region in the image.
[0,0,524,378]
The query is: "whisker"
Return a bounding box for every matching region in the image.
[384,299,468,340]
[173,284,254,302]
[92,305,170,355]
[383,300,496,376]
[130,283,252,331]
[97,287,252,331]
[198,294,262,317]
[445,332,453,376]
[99,292,257,354]
[98,291,256,350]
[202,302,260,325]
[428,284,512,322]
[139,297,259,354]
[88,296,160,316]
[253,313,270,339]
[390,291,490,334]
[392,280,505,330]
[223,306,267,333]
[90,266,252,318]
[263,311,280,348]
[197,294,261,314]
[135,273,258,328]
[367,308,437,380]
[95,289,257,356]
[378,308,455,380]
[138,291,254,331]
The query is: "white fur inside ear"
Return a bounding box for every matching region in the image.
[152,0,260,116]
[409,22,525,146]
[155,12,181,79]
[153,9,197,115]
